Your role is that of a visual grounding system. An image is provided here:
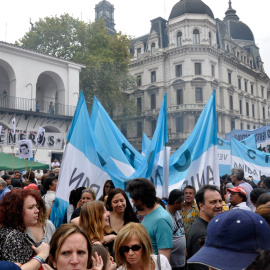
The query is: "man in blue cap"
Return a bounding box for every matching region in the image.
[188,209,270,270]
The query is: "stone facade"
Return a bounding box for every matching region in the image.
[125,0,269,152]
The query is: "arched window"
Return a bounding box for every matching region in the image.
[177,32,182,47]
[193,29,200,44]
[209,32,212,45]
[151,43,156,55]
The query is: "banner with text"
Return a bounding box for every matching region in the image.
[231,137,270,182]
[225,125,270,152]
[0,129,63,149]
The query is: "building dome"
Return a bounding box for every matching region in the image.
[223,3,254,41]
[229,21,254,41]
[169,0,214,20]
[96,0,113,7]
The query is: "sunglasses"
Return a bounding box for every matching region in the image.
[120,245,142,253]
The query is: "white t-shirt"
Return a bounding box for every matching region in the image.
[117,254,171,270]
[51,162,60,168]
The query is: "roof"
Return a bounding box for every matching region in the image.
[0,152,49,170]
[229,21,254,41]
[0,41,86,68]
[169,0,214,20]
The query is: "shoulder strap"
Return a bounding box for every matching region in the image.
[157,254,161,270]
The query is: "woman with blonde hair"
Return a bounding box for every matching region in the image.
[114,222,171,270]
[71,187,96,220]
[78,201,116,256]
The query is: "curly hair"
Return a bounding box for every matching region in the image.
[106,188,138,224]
[0,189,41,231]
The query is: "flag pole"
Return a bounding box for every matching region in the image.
[29,148,37,173]
[12,134,14,171]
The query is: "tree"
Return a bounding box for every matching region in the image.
[17,14,137,118]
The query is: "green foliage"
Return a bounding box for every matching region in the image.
[17,14,136,117]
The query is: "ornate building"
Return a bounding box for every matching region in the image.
[95,0,115,35]
[124,0,269,151]
[0,41,84,164]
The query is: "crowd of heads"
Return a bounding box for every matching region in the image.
[0,165,270,270]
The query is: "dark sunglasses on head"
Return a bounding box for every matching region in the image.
[119,245,142,253]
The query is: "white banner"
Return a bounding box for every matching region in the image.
[0,129,63,149]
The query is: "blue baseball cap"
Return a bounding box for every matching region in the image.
[188,209,270,270]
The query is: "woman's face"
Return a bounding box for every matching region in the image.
[122,234,143,266]
[81,192,94,205]
[23,195,39,227]
[105,182,113,196]
[111,193,126,214]
[53,233,88,270]
[103,207,110,227]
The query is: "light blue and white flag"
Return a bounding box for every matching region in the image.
[217,134,257,176]
[51,91,122,228]
[142,132,151,156]
[168,91,219,191]
[91,97,142,176]
[225,125,270,151]
[231,137,270,182]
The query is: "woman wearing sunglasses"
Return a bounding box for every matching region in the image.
[114,223,171,270]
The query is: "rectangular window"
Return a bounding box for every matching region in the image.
[252,104,255,118]
[137,48,141,59]
[121,125,127,137]
[228,72,232,84]
[176,117,184,132]
[151,71,156,83]
[195,88,203,103]
[137,75,142,87]
[239,100,242,114]
[240,123,243,130]
[263,107,265,119]
[151,94,156,109]
[245,81,248,92]
[137,122,142,138]
[151,120,156,136]
[195,115,200,124]
[231,120,235,130]
[211,64,215,77]
[229,95,233,110]
[251,84,254,95]
[238,78,241,89]
[261,87,264,98]
[247,124,250,130]
[195,63,201,75]
[177,89,183,105]
[137,97,142,112]
[246,102,249,116]
[175,64,182,77]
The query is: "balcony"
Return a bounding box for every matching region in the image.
[0,95,75,117]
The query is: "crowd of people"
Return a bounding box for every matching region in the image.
[0,166,270,270]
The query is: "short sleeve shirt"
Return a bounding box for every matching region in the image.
[180,201,200,237]
[142,206,173,254]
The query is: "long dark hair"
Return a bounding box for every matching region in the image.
[99,180,115,201]
[106,188,138,224]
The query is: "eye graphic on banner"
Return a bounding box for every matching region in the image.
[18,139,33,159]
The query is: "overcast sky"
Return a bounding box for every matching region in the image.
[1,0,270,74]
